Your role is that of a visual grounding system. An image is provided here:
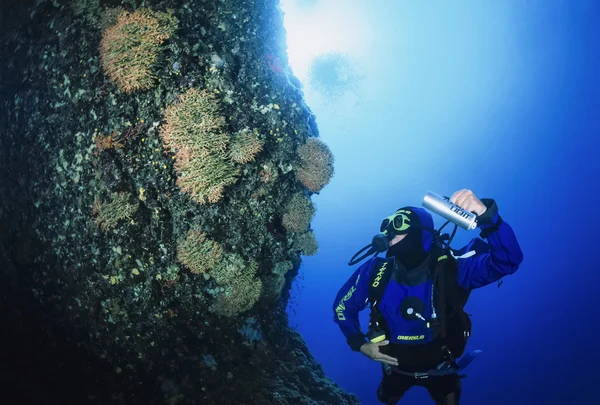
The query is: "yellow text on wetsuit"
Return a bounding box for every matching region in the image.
[335,285,356,321]
[397,335,425,341]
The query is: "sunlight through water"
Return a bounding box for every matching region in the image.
[278,0,372,87]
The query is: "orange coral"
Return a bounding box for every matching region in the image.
[95,132,124,151]
[99,9,177,93]
[159,88,239,204]
[295,138,335,193]
[160,88,229,158]
[229,129,264,164]
[176,229,223,274]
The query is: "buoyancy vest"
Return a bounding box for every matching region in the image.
[366,243,472,364]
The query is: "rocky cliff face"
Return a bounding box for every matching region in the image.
[0,0,360,404]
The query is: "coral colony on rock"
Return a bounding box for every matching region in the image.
[0,0,358,404]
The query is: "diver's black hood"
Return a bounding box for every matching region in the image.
[386,229,429,269]
[385,206,432,270]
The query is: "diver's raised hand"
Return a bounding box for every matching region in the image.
[359,341,399,366]
[450,189,487,216]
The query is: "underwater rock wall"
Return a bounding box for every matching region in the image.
[0,0,359,404]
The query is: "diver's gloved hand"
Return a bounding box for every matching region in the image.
[449,189,502,237]
[359,340,399,366]
[449,189,488,216]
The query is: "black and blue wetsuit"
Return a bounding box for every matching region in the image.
[333,200,524,404]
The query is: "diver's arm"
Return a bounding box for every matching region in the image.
[332,258,373,351]
[456,199,524,290]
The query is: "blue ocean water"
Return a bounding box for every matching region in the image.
[280,1,600,404]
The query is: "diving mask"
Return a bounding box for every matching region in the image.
[379,209,413,236]
[372,209,417,253]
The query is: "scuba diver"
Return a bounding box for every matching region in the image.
[332,189,524,405]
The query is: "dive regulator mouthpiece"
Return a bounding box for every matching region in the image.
[422,191,478,231]
[371,234,391,253]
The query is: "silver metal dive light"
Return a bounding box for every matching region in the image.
[422,191,478,230]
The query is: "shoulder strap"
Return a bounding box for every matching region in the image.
[366,257,395,342]
[434,251,450,340]
[440,252,470,309]
[367,257,395,305]
[434,248,472,358]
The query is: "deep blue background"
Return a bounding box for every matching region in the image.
[280,0,600,404]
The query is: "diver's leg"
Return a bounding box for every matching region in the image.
[424,375,462,405]
[376,370,414,404]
